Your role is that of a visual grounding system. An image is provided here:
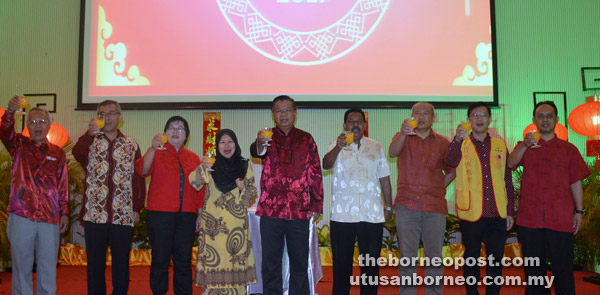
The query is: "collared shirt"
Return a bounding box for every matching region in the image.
[327,136,391,223]
[135,143,204,213]
[0,112,68,225]
[447,133,515,217]
[250,127,323,220]
[73,131,146,226]
[514,137,589,232]
[393,130,454,214]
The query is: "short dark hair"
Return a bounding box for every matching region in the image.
[271,95,297,111]
[467,102,491,117]
[97,100,121,113]
[344,108,366,123]
[164,116,190,145]
[533,101,558,117]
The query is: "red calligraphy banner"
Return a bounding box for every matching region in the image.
[203,112,221,156]
[364,111,369,137]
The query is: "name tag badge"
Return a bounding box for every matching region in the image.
[350,166,367,180]
[46,156,57,161]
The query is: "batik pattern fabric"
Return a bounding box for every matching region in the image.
[190,164,257,291]
[84,136,138,227]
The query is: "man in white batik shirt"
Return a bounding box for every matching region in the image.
[322,108,393,295]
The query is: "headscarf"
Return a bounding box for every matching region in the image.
[211,129,248,193]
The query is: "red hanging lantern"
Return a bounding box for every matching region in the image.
[23,122,69,148]
[568,95,600,170]
[522,123,568,141]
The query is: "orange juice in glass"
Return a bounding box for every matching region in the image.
[261,128,273,146]
[530,130,541,148]
[205,153,216,165]
[461,123,471,138]
[407,117,417,135]
[93,118,105,135]
[343,131,354,150]
[15,97,28,115]
[157,134,167,150]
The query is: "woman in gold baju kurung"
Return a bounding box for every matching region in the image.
[190,129,257,295]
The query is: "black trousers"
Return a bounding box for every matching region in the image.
[330,221,383,295]
[260,217,310,295]
[460,217,506,295]
[519,226,575,295]
[147,210,197,295]
[84,221,133,295]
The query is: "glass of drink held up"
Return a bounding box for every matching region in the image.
[407,117,417,135]
[343,131,354,151]
[261,128,273,147]
[529,130,541,148]
[93,117,105,135]
[157,133,167,150]
[15,97,28,115]
[461,122,471,138]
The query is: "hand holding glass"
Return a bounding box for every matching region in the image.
[204,153,216,171]
[529,131,541,148]
[15,97,28,115]
[261,128,273,147]
[407,117,417,135]
[343,131,354,151]
[157,134,167,150]
[460,123,471,138]
[93,118,105,135]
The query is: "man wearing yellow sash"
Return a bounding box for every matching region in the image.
[446,102,515,295]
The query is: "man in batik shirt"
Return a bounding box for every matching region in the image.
[323,108,393,295]
[250,95,324,295]
[73,100,145,295]
[1,96,69,295]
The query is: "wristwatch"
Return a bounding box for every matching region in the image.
[575,210,586,217]
[385,206,394,213]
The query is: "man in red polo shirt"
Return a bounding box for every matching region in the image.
[508,101,589,295]
[390,102,455,295]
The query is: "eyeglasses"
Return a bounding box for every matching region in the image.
[97,111,120,117]
[28,119,49,126]
[413,111,431,116]
[167,127,186,133]
[469,113,489,119]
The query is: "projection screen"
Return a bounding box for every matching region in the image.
[77,0,498,108]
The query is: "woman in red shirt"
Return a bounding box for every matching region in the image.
[135,116,204,295]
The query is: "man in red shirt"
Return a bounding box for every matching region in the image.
[73,100,146,295]
[508,101,589,295]
[389,102,455,295]
[250,95,323,295]
[1,96,69,295]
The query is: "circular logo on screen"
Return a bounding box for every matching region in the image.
[217,0,390,65]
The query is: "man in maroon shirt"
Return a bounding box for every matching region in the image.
[446,102,515,295]
[1,96,69,295]
[508,101,589,295]
[389,102,455,295]
[250,95,323,295]
[73,100,146,295]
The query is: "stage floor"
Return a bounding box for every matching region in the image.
[1,266,599,294]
